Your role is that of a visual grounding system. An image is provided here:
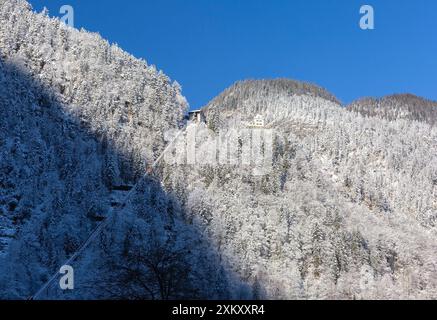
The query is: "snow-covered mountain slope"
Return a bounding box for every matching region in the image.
[0,0,184,253]
[1,0,436,300]
[1,0,187,166]
[162,80,437,299]
[0,0,231,299]
[347,94,437,126]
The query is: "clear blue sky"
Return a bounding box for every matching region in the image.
[29,0,437,108]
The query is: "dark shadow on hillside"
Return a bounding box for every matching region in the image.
[0,58,256,300]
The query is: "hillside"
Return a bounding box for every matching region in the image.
[203,79,341,132]
[162,80,437,299]
[0,0,230,299]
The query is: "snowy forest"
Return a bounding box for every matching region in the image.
[0,0,436,300]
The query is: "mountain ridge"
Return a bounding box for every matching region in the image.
[347,93,437,125]
[200,78,437,130]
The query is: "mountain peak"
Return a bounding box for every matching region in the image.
[205,79,340,110]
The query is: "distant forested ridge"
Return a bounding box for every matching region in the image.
[347,94,437,126]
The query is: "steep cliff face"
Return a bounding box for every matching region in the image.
[162,80,437,299]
